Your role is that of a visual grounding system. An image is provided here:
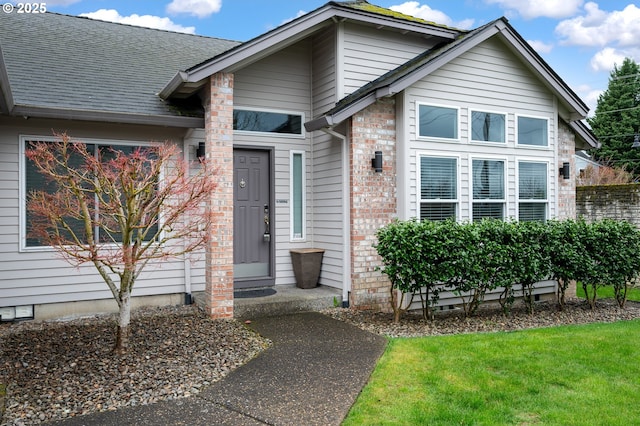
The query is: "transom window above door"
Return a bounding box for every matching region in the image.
[233,108,304,137]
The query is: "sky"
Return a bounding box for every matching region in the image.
[14,0,640,115]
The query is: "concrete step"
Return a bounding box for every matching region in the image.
[193,285,342,319]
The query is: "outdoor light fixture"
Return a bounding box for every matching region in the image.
[196,142,206,161]
[372,150,383,172]
[559,162,570,180]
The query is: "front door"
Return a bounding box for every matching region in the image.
[233,148,273,288]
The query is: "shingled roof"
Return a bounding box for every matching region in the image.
[0,12,240,127]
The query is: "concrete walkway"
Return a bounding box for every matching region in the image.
[48,312,387,426]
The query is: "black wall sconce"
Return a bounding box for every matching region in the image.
[196,142,206,162]
[372,150,383,172]
[559,162,570,180]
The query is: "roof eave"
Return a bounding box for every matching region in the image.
[10,105,204,128]
[0,46,15,114]
[158,71,189,100]
[568,119,600,150]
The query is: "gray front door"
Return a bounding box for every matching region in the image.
[233,148,273,288]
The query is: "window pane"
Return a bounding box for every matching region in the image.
[418,105,457,139]
[519,203,546,222]
[472,159,504,200]
[473,203,504,221]
[471,111,505,142]
[421,157,457,200]
[98,145,159,244]
[234,110,302,135]
[519,162,547,200]
[25,141,94,247]
[421,203,456,221]
[518,116,548,146]
[292,153,304,238]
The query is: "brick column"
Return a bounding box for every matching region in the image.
[203,72,234,318]
[349,98,397,311]
[557,120,576,219]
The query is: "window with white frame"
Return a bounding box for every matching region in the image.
[234,108,304,137]
[417,104,458,140]
[471,110,506,143]
[472,158,505,221]
[518,161,548,222]
[290,151,306,240]
[419,155,458,221]
[517,116,548,147]
[22,138,158,248]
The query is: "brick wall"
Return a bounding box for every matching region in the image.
[348,97,397,310]
[203,72,235,318]
[577,183,640,227]
[557,120,576,219]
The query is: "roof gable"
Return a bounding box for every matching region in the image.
[306,17,591,133]
[159,0,463,100]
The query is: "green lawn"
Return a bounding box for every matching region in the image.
[343,320,640,425]
[576,284,640,302]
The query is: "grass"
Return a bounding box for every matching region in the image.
[576,284,640,302]
[343,320,640,425]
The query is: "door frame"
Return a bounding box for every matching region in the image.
[233,145,276,289]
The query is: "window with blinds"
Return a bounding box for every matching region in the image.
[472,159,505,221]
[517,116,548,147]
[471,111,506,143]
[518,161,548,222]
[419,156,457,221]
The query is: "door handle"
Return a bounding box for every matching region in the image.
[263,204,270,242]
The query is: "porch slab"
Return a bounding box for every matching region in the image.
[193,285,342,318]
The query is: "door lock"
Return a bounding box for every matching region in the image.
[263,204,270,242]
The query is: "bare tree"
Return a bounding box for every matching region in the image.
[26,133,217,354]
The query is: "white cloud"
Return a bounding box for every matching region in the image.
[280,10,307,26]
[527,40,553,54]
[484,0,584,19]
[79,9,196,34]
[166,0,222,19]
[590,47,626,72]
[556,2,640,47]
[390,2,474,29]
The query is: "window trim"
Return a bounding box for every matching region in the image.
[516,159,549,222]
[515,114,550,148]
[234,106,305,139]
[290,150,306,241]
[416,151,460,221]
[469,109,507,144]
[19,135,158,252]
[470,156,508,221]
[416,102,460,142]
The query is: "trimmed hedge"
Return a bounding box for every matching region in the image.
[375,218,640,322]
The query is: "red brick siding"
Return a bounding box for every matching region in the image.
[349,97,397,310]
[203,73,235,318]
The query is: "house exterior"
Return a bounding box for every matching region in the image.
[0,1,598,321]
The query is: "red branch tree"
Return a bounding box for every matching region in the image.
[26,133,217,354]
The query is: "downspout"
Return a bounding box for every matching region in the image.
[320,127,351,307]
[183,139,193,305]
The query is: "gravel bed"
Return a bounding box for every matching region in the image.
[0,305,270,426]
[322,298,640,338]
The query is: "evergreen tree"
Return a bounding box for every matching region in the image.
[588,57,640,175]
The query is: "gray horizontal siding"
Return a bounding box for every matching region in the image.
[0,118,194,307]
